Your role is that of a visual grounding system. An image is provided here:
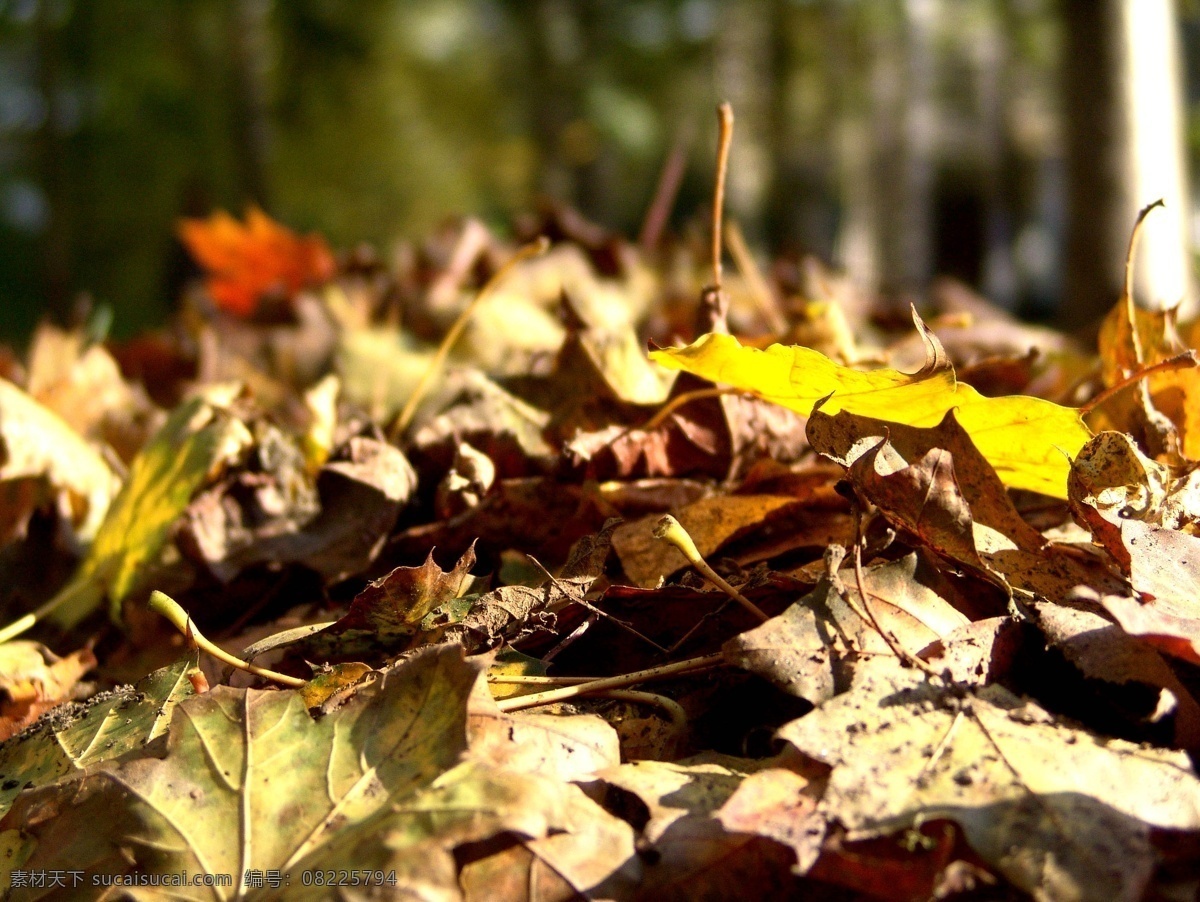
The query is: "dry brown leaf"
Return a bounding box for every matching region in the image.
[613,494,804,588]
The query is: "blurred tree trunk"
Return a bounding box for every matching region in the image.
[225,0,272,207]
[1060,0,1191,328]
[978,2,1018,309]
[715,0,776,244]
[33,0,71,320]
[836,0,936,299]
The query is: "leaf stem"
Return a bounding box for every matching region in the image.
[850,542,937,677]
[653,515,769,622]
[148,590,306,688]
[0,576,98,645]
[494,651,722,712]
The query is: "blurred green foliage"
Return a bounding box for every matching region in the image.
[0,0,734,338]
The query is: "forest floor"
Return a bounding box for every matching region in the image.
[0,185,1199,901]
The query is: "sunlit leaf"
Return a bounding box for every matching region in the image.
[0,378,119,541]
[47,385,252,628]
[650,320,1090,498]
[0,653,197,821]
[0,645,635,899]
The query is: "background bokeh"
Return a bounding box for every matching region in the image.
[0,0,1197,339]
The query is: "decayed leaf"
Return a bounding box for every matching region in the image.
[809,407,1124,603]
[1068,431,1200,663]
[302,544,477,659]
[650,313,1090,498]
[918,616,1022,686]
[411,520,617,655]
[179,207,335,318]
[592,755,814,898]
[779,660,1200,902]
[0,653,196,821]
[0,378,119,541]
[46,385,253,629]
[724,553,968,704]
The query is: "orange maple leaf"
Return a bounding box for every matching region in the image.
[177,207,335,317]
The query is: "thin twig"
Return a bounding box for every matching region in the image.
[653,515,769,622]
[667,598,735,655]
[1080,350,1198,415]
[641,387,743,433]
[710,102,734,292]
[639,125,691,252]
[599,689,689,736]
[1123,199,1164,367]
[528,556,668,654]
[725,220,788,334]
[849,519,937,676]
[0,577,97,645]
[540,615,594,665]
[390,236,550,439]
[494,652,723,712]
[591,387,745,461]
[917,708,964,783]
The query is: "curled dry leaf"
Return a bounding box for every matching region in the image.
[302,543,477,659]
[809,407,1125,603]
[1096,296,1200,459]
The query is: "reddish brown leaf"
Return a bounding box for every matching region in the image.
[178,207,335,317]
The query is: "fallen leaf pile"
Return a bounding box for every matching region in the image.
[3,197,1200,901]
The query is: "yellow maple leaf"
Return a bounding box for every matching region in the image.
[650,315,1090,499]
